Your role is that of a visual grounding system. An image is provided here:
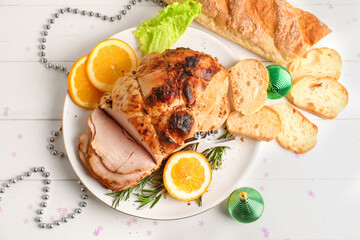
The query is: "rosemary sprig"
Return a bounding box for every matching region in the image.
[218,131,232,140]
[202,146,229,170]
[134,186,167,209]
[196,195,203,207]
[181,142,199,151]
[108,132,232,209]
[134,166,167,209]
[106,187,134,205]
[106,172,156,208]
[202,131,232,170]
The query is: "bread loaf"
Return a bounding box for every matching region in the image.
[228,59,268,115]
[288,48,342,82]
[226,106,281,141]
[287,76,348,119]
[164,0,331,64]
[272,103,318,153]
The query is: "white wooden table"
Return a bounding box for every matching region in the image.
[1,0,359,239]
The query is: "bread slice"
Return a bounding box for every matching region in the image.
[271,103,318,154]
[287,76,348,119]
[228,59,268,115]
[226,106,281,141]
[288,48,342,82]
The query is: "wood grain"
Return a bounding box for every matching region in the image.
[0,1,359,239]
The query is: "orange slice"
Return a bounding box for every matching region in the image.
[86,39,138,92]
[163,151,212,202]
[68,55,104,109]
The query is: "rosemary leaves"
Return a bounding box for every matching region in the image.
[108,132,232,209]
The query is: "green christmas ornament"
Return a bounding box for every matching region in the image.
[266,65,292,99]
[227,187,264,223]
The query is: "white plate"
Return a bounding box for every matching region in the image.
[63,26,260,220]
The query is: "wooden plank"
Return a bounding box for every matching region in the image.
[246,119,360,180]
[0,120,77,180]
[0,63,68,120]
[0,61,357,120]
[0,5,160,62]
[0,179,358,239]
[0,1,358,239]
[0,0,158,6]
[0,5,359,61]
[1,0,360,6]
[0,119,359,181]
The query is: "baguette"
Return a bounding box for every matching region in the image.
[272,103,318,154]
[288,48,342,82]
[164,0,331,65]
[228,59,268,115]
[287,76,348,119]
[226,106,281,141]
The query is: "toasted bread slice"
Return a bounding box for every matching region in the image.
[228,59,268,115]
[287,76,348,119]
[288,48,342,82]
[226,106,281,141]
[272,103,318,154]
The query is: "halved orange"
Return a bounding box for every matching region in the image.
[163,151,212,202]
[86,39,138,92]
[68,55,104,109]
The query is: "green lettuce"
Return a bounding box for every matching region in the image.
[134,0,202,55]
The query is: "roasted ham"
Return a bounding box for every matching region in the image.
[78,48,230,191]
[106,48,230,155]
[88,108,156,174]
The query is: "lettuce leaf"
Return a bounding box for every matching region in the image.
[134,0,202,55]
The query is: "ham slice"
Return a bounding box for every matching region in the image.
[102,76,165,164]
[100,98,163,165]
[78,131,150,191]
[78,129,91,168]
[88,108,156,174]
[87,148,149,189]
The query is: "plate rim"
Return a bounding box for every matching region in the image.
[62,26,261,220]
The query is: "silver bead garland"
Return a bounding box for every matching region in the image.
[0,0,167,230]
[0,165,88,229]
[47,126,66,158]
[38,0,167,75]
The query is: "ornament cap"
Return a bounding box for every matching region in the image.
[227,187,264,223]
[239,191,248,202]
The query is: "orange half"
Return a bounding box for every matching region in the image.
[163,151,212,202]
[86,39,138,92]
[68,55,104,109]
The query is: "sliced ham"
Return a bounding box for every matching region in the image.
[78,131,149,191]
[87,147,149,189]
[78,130,91,168]
[101,99,163,165]
[88,108,156,174]
[102,77,166,164]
